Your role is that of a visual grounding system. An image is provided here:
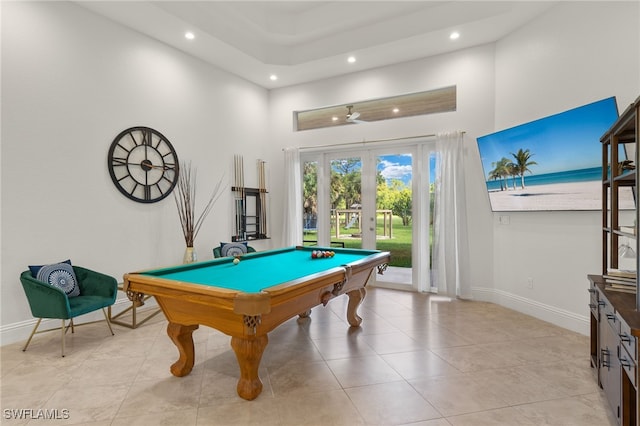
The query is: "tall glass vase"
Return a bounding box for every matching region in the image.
[183,246,197,264]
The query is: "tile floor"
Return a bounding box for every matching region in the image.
[0,287,617,425]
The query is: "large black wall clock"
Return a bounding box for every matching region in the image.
[107,126,179,203]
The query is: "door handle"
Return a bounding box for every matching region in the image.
[601,348,611,368]
[620,357,632,368]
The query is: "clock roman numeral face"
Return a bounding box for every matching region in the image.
[108,127,179,203]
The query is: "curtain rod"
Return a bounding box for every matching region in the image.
[285,131,465,152]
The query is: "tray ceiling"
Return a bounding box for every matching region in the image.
[77,1,556,89]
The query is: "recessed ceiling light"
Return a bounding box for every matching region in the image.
[347,56,356,64]
[270,74,278,81]
[185,31,195,40]
[332,116,339,121]
[449,32,460,40]
[392,108,399,113]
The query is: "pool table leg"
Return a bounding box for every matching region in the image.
[298,309,312,319]
[167,322,199,377]
[230,334,268,400]
[346,287,366,327]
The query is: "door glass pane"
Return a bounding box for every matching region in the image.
[330,157,362,249]
[376,153,413,285]
[302,160,318,245]
[429,152,439,281]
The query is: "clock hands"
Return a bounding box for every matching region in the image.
[147,163,175,171]
[111,158,175,171]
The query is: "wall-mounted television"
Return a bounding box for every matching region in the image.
[476,97,631,211]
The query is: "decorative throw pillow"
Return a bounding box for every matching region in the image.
[29,259,72,278]
[220,242,248,257]
[36,262,80,297]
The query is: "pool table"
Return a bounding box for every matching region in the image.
[123,245,390,400]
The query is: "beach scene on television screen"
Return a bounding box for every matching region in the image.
[476,97,634,212]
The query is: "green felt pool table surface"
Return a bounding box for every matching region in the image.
[141,246,381,293]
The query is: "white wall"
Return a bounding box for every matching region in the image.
[1,2,270,343]
[489,1,639,332]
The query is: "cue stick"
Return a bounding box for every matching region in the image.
[234,154,242,240]
[257,159,262,238]
[234,154,237,240]
[258,159,267,238]
[263,160,267,238]
[238,155,242,241]
[260,160,266,236]
[239,154,242,241]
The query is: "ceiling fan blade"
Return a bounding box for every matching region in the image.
[346,105,366,123]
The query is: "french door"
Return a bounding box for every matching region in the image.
[301,141,436,292]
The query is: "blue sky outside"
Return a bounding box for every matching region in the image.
[476,97,619,179]
[377,154,439,185]
[332,154,438,186]
[378,154,413,185]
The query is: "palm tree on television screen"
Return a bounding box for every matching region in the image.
[511,148,537,188]
[490,157,513,191]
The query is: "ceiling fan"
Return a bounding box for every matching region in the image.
[346,105,366,124]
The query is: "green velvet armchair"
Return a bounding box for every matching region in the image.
[20,266,118,357]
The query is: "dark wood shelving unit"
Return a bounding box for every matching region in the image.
[591,94,640,425]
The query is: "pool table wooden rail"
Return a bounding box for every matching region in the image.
[123,250,389,336]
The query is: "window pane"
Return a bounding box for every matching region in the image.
[302,160,318,245]
[330,157,362,249]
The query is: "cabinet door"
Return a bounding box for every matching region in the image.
[600,311,621,422]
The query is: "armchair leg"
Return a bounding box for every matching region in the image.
[23,315,113,358]
[62,319,74,335]
[102,308,114,336]
[23,318,69,357]
[22,318,42,352]
[61,319,66,357]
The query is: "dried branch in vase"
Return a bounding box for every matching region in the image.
[174,161,225,247]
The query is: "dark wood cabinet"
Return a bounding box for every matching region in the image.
[590,277,639,425]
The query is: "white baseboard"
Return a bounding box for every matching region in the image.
[0,297,157,347]
[472,286,590,336]
[1,288,589,346]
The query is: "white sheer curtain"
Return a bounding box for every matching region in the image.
[282,147,303,246]
[432,131,472,298]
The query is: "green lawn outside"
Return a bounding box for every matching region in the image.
[303,214,414,267]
